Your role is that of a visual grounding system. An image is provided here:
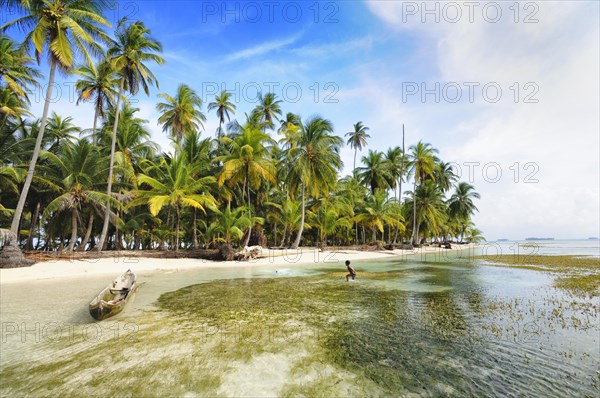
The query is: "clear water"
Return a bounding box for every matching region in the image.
[1,240,598,396]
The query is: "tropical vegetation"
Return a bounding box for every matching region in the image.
[0,1,482,260]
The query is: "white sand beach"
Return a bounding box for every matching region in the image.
[0,245,477,284]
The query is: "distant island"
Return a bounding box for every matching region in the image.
[588,237,599,240]
[525,237,555,241]
[497,239,510,242]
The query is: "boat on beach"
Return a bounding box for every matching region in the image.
[89,269,137,321]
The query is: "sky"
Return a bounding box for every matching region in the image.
[8,0,600,241]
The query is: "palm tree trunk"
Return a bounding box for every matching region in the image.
[291,184,305,249]
[280,225,287,247]
[92,105,100,146]
[67,207,78,252]
[400,124,405,204]
[192,208,199,249]
[97,78,125,252]
[26,202,41,251]
[79,213,94,252]
[353,148,357,172]
[10,59,57,239]
[242,181,252,247]
[411,179,418,246]
[175,205,180,251]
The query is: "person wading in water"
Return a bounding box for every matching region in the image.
[345,260,357,282]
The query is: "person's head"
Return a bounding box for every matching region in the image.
[345,260,350,266]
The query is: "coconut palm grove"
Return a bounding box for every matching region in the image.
[0,1,483,261]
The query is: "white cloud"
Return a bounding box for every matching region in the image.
[360,1,600,240]
[223,32,303,63]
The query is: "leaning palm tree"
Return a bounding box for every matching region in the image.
[97,18,164,251]
[3,0,110,245]
[156,83,205,143]
[408,141,438,246]
[207,90,236,137]
[256,92,282,130]
[287,116,343,249]
[345,121,370,171]
[72,59,119,144]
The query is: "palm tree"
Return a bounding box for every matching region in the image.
[0,34,41,102]
[98,103,157,183]
[97,18,164,251]
[464,223,485,244]
[287,116,343,249]
[209,204,252,246]
[448,182,480,221]
[355,191,404,243]
[207,90,236,137]
[357,150,391,194]
[130,154,217,251]
[156,83,205,143]
[278,112,301,134]
[0,87,31,128]
[45,112,80,151]
[408,141,438,246]
[256,92,282,130]
[385,147,406,202]
[3,0,110,244]
[72,60,118,144]
[404,180,446,243]
[434,161,458,193]
[265,194,303,247]
[177,131,214,248]
[216,125,276,247]
[40,140,117,251]
[312,198,352,247]
[345,121,370,171]
[336,175,368,244]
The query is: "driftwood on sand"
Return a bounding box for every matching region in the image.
[217,245,263,261]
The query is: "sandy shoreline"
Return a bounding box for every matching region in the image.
[0,245,477,284]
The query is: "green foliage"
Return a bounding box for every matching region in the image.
[0,3,482,251]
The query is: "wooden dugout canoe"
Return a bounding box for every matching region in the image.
[89,269,137,321]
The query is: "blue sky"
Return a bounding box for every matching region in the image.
[10,1,600,240]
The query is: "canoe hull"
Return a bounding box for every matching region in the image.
[89,270,137,321]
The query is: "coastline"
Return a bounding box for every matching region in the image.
[0,244,477,284]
